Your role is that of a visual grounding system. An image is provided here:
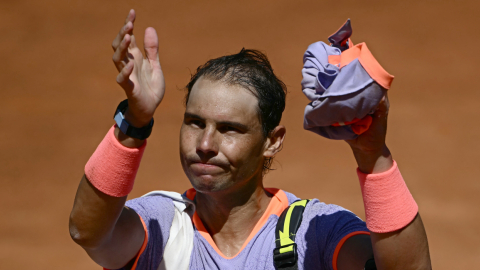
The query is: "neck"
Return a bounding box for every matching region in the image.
[195,176,272,257]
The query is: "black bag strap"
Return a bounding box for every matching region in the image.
[364,258,377,270]
[273,199,310,270]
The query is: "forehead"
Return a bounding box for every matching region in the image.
[186,77,260,126]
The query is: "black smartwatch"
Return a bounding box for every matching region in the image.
[113,99,154,140]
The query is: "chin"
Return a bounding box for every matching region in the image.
[181,159,233,193]
[188,174,233,194]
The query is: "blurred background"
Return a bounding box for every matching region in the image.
[1,0,479,269]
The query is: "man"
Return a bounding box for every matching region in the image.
[69,10,432,270]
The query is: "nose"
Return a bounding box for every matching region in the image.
[196,126,218,157]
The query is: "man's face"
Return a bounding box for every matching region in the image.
[180,77,267,194]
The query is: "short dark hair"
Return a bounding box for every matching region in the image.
[185,48,287,172]
[185,48,287,137]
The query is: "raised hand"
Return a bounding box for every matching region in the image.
[112,9,165,128]
[346,94,393,173]
[346,95,389,152]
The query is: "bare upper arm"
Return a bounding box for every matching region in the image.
[336,214,432,270]
[85,206,145,269]
[336,234,374,270]
[70,176,146,269]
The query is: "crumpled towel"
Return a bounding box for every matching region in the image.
[301,19,394,140]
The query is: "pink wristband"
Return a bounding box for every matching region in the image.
[85,125,146,197]
[357,161,418,233]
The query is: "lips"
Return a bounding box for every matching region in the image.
[190,162,225,175]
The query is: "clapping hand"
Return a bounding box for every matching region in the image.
[111,9,165,128]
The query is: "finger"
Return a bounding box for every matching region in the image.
[112,34,132,71]
[116,61,134,93]
[111,10,136,51]
[129,33,139,49]
[125,9,138,49]
[143,27,161,68]
[124,9,136,25]
[112,21,133,51]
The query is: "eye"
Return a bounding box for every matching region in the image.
[185,118,205,128]
[219,125,240,133]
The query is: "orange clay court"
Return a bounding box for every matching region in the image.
[1,0,480,269]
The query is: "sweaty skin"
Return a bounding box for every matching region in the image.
[180,78,268,193]
[180,78,285,257]
[69,9,431,270]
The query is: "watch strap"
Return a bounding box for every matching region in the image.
[114,99,154,140]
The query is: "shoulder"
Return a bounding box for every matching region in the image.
[281,190,368,248]
[304,199,362,223]
[290,196,368,270]
[121,193,178,270]
[299,197,367,237]
[125,193,176,221]
[125,194,176,247]
[281,190,365,228]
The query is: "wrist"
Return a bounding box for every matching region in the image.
[357,160,418,233]
[114,125,146,148]
[113,99,154,142]
[124,108,153,128]
[352,144,393,174]
[85,125,146,197]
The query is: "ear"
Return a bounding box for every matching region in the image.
[263,125,286,158]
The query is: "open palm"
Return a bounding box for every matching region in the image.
[112,10,165,127]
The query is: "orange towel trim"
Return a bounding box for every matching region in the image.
[331,118,363,127]
[337,43,394,90]
[327,42,393,90]
[350,115,373,135]
[328,55,341,66]
[330,115,373,135]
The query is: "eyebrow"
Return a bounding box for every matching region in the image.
[184,112,249,131]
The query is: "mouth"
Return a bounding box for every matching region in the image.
[190,162,224,175]
[186,157,228,175]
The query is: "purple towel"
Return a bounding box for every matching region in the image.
[301,19,393,140]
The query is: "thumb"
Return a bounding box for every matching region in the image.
[144,27,160,66]
[375,94,390,118]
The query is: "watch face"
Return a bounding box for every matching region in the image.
[114,111,128,133]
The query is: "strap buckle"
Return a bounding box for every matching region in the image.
[273,243,297,268]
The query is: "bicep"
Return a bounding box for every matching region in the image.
[369,214,431,270]
[86,207,146,269]
[336,234,374,270]
[335,214,431,270]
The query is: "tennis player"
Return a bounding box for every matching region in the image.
[69,10,431,270]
